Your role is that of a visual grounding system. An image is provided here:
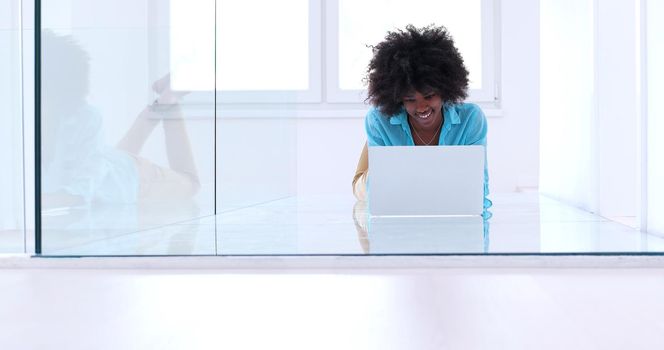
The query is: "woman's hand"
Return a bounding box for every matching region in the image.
[152,74,190,105]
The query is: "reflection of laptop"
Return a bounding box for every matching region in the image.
[368,216,486,253]
[368,146,485,217]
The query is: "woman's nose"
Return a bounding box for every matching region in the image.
[416,100,428,112]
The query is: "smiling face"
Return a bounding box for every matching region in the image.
[402,90,444,132]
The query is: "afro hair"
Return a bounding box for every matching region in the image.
[365,24,469,116]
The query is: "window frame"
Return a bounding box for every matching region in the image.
[176,0,322,105]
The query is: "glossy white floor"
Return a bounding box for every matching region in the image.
[1,267,664,349]
[37,192,664,256]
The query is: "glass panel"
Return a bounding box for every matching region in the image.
[0,0,25,253]
[40,0,216,255]
[34,0,664,257]
[213,0,299,220]
[338,0,482,90]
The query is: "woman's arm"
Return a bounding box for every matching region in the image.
[352,142,369,201]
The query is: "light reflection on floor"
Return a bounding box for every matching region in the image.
[40,193,664,256]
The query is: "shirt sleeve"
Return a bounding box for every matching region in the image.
[365,108,386,146]
[464,104,492,216]
[53,108,106,204]
[465,104,488,146]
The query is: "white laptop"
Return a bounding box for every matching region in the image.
[368,145,485,217]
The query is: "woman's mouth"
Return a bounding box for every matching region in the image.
[416,110,433,119]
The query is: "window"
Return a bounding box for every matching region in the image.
[170,0,321,103]
[169,0,497,106]
[327,0,497,103]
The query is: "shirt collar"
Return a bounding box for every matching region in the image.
[444,103,461,125]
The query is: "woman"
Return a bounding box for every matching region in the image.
[352,25,491,213]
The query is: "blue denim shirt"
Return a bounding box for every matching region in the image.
[365,102,492,215]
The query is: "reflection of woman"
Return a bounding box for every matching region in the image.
[352,25,491,213]
[352,200,370,254]
[42,31,199,209]
[116,76,200,201]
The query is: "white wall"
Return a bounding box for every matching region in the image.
[295,116,366,196]
[540,0,640,220]
[595,0,639,219]
[493,0,540,191]
[540,0,596,210]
